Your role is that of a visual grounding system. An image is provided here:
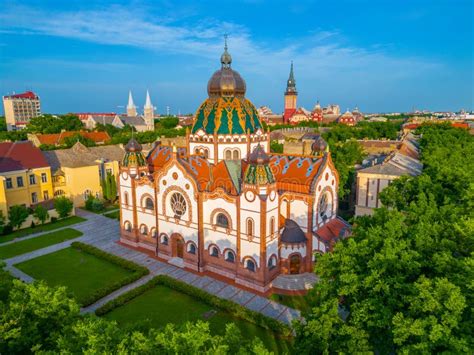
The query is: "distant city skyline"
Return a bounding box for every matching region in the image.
[0,0,472,115]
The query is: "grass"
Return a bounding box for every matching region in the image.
[0,216,86,244]
[103,285,293,354]
[103,210,120,220]
[0,228,83,259]
[270,293,312,314]
[15,247,135,305]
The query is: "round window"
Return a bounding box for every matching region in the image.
[170,192,187,218]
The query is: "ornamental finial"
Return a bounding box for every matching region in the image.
[221,34,232,68]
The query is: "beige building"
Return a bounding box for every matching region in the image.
[2,91,41,131]
[355,134,422,216]
[43,142,125,207]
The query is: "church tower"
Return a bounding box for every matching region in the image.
[283,62,297,122]
[143,90,155,129]
[127,91,137,117]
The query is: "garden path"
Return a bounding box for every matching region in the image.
[4,209,302,326]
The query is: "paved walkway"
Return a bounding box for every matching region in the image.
[4,209,302,326]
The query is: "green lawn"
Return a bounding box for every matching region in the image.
[15,247,135,305]
[0,228,83,259]
[270,293,312,314]
[104,285,292,354]
[0,216,86,244]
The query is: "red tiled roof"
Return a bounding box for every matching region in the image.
[314,217,351,250]
[34,131,111,145]
[3,91,38,100]
[0,141,49,173]
[269,154,324,193]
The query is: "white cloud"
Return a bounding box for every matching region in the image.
[0,3,445,112]
[0,3,438,79]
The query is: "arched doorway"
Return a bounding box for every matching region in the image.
[289,254,301,274]
[171,234,185,259]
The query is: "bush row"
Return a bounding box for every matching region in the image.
[71,242,149,306]
[95,275,291,336]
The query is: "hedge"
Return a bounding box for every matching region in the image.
[71,242,149,306]
[95,275,291,336]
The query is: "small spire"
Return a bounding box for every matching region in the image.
[221,34,232,68]
[144,90,152,108]
[127,91,135,109]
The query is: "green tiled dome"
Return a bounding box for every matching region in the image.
[191,96,262,135]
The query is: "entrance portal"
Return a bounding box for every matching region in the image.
[289,255,301,274]
[176,238,184,258]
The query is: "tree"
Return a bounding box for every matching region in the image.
[27,114,83,134]
[101,173,117,203]
[54,197,73,218]
[295,125,473,353]
[0,280,270,354]
[33,204,49,225]
[0,280,80,354]
[270,141,284,153]
[8,205,29,230]
[62,133,96,148]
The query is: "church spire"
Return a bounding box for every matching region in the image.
[127,90,137,117]
[285,61,297,95]
[144,90,152,109]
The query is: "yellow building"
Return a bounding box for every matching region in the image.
[0,141,54,218]
[43,142,124,206]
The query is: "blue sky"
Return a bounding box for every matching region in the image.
[0,0,472,115]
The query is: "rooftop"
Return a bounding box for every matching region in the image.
[43,142,125,172]
[0,141,49,173]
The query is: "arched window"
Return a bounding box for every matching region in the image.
[204,149,209,158]
[144,197,154,210]
[188,243,196,254]
[225,250,235,263]
[270,217,275,235]
[194,148,200,154]
[232,150,240,160]
[247,219,254,237]
[161,234,169,245]
[246,259,256,272]
[140,225,148,235]
[216,213,229,228]
[170,193,187,219]
[210,246,219,257]
[268,255,277,269]
[225,150,232,160]
[151,228,158,238]
[123,192,129,205]
[124,222,131,232]
[319,192,331,221]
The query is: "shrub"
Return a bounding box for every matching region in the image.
[95,275,291,336]
[85,195,104,212]
[54,197,73,218]
[50,217,58,223]
[70,242,149,306]
[30,221,36,228]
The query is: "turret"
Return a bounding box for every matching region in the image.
[122,138,147,178]
[143,90,155,127]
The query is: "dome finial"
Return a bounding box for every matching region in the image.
[221,33,232,68]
